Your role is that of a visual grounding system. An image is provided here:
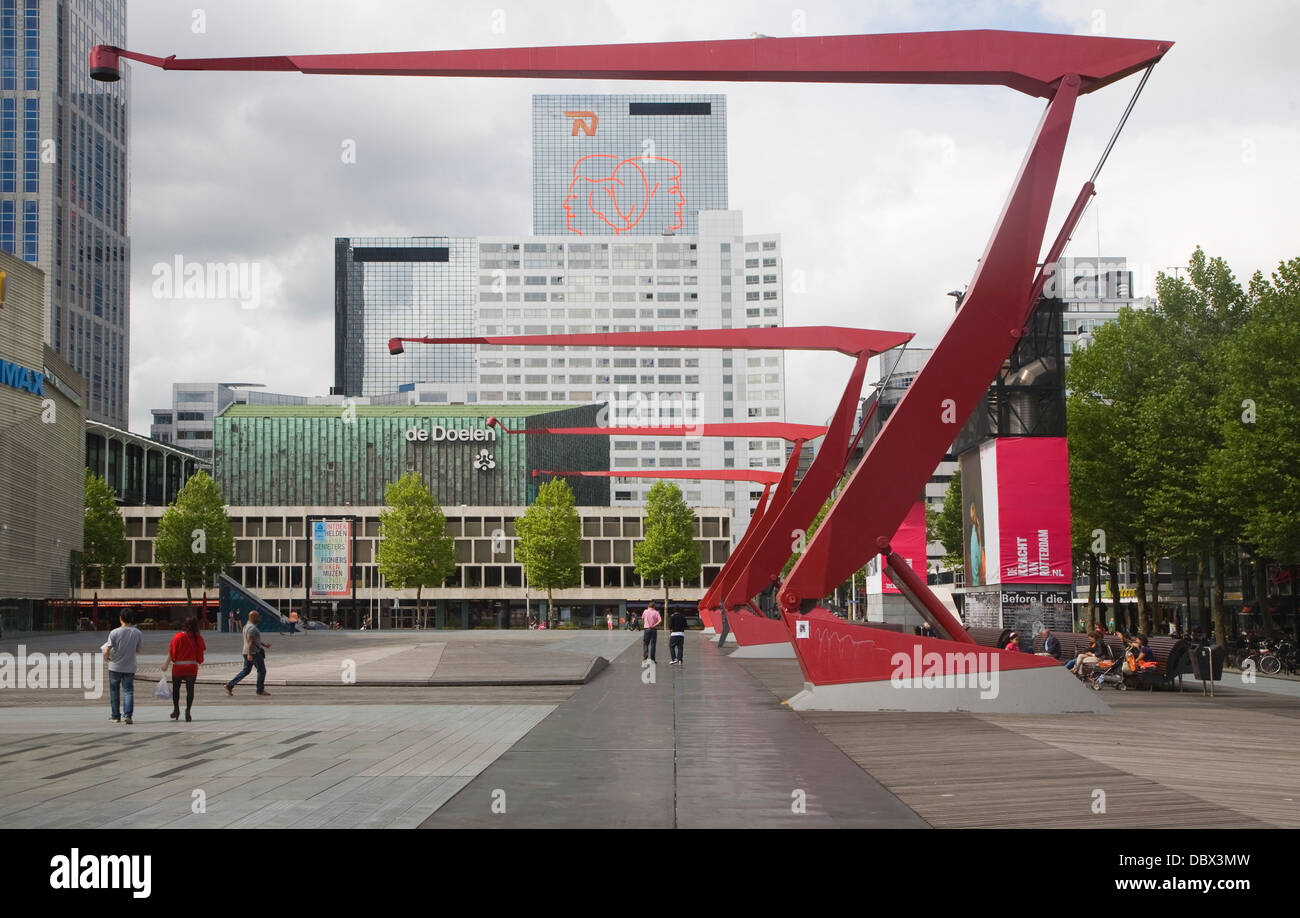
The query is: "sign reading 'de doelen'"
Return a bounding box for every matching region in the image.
[405,425,496,443]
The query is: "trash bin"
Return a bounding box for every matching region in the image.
[1189,644,1225,681]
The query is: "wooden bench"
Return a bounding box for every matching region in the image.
[967,628,1190,690]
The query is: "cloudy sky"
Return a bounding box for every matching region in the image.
[124,0,1300,432]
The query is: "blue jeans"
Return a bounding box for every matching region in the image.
[642,628,657,662]
[227,652,266,692]
[109,671,135,719]
[669,634,684,662]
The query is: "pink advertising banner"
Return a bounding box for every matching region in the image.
[992,437,1073,584]
[869,500,929,594]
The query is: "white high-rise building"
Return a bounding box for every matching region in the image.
[1055,256,1148,357]
[345,212,785,537]
[334,94,786,537]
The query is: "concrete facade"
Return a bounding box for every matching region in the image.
[0,250,84,603]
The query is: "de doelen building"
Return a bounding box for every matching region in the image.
[88,402,735,624]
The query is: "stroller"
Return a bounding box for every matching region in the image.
[1077,642,1127,691]
[1086,656,1128,691]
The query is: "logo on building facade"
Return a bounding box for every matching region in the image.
[473,449,496,472]
[0,358,44,396]
[563,153,684,236]
[563,110,598,136]
[404,425,497,443]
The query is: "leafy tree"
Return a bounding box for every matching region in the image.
[517,477,582,628]
[83,470,129,595]
[155,471,235,610]
[1067,247,1258,641]
[376,471,457,629]
[1211,256,1300,630]
[634,480,701,622]
[930,466,963,570]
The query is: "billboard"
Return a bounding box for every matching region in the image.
[310,519,352,599]
[865,500,928,594]
[960,437,1072,588]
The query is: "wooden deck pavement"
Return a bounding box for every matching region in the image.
[734,657,1300,829]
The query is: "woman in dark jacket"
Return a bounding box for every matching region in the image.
[162,617,206,722]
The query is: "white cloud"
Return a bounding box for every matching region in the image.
[123,0,1300,431]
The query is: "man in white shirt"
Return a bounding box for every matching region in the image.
[104,609,144,724]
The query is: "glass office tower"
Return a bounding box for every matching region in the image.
[532,94,727,236]
[0,0,130,428]
[334,236,477,398]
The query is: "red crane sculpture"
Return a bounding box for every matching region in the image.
[96,29,1171,712]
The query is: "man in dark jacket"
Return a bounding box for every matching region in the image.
[1038,627,1062,660]
[668,609,689,665]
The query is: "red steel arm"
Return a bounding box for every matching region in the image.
[723,352,871,609]
[486,418,828,441]
[699,439,805,612]
[90,31,1169,98]
[1028,181,1096,308]
[534,469,782,484]
[389,326,910,359]
[780,76,1083,613]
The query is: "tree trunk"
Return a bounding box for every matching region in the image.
[664,579,670,628]
[1087,553,1099,632]
[1211,541,1229,646]
[1252,551,1275,635]
[1196,555,1208,633]
[547,588,555,629]
[417,585,424,630]
[185,584,193,611]
[1108,559,1121,632]
[1134,542,1150,635]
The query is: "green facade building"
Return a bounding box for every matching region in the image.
[215,403,609,507]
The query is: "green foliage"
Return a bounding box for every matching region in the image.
[931,466,963,569]
[155,471,235,600]
[376,471,457,606]
[83,470,128,590]
[516,477,582,615]
[634,480,701,603]
[1066,246,1300,636]
[1211,256,1300,563]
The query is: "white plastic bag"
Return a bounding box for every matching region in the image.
[155,676,172,700]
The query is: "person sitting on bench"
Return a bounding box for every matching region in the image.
[1037,627,1062,660]
[1123,633,1157,675]
[1067,628,1110,675]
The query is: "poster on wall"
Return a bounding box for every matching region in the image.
[866,500,929,595]
[960,445,989,588]
[310,519,352,599]
[960,437,1073,588]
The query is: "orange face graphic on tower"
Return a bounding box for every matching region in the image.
[563,154,685,236]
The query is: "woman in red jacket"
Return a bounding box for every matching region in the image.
[162,617,206,722]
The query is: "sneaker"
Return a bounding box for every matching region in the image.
[169,711,179,720]
[185,712,192,722]
[108,717,121,724]
[224,685,233,696]
[256,690,271,696]
[123,717,133,725]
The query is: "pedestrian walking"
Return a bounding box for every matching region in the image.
[225,610,272,697]
[103,609,144,724]
[162,616,206,722]
[606,612,613,631]
[668,608,688,665]
[641,601,662,663]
